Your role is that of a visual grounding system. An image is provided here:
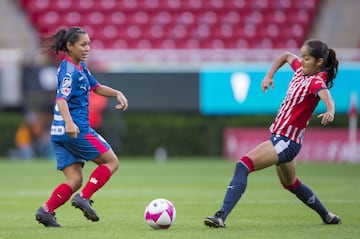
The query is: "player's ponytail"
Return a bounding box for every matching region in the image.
[305,39,339,89]
[324,48,338,89]
[41,26,86,55]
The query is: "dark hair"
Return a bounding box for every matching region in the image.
[304,39,339,89]
[41,26,87,55]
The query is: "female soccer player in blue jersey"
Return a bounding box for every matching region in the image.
[35,26,128,227]
[204,39,341,228]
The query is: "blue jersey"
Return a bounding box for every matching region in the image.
[50,56,111,170]
[51,56,100,138]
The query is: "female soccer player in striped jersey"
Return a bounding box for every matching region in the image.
[35,26,128,227]
[204,39,341,228]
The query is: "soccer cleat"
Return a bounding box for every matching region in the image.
[323,212,341,225]
[204,211,225,228]
[71,193,99,221]
[35,206,61,227]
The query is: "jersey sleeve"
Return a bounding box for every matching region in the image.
[56,68,75,101]
[309,75,328,96]
[290,58,302,71]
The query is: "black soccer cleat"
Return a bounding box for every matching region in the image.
[35,206,61,227]
[71,193,99,222]
[204,211,225,228]
[323,212,341,225]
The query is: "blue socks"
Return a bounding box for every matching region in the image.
[220,161,250,221]
[218,159,329,223]
[285,179,328,220]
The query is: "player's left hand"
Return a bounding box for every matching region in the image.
[115,91,128,111]
[317,112,334,126]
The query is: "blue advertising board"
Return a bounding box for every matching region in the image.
[200,63,360,115]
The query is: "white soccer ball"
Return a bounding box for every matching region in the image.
[144,198,176,229]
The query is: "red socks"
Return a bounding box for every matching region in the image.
[43,165,112,212]
[282,178,301,191]
[240,156,255,173]
[81,165,112,199]
[44,183,73,213]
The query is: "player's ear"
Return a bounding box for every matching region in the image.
[317,58,324,68]
[66,42,73,52]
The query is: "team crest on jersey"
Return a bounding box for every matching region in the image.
[61,77,72,96]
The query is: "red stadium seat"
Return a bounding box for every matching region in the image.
[83,11,106,26]
[223,0,247,9]
[97,0,118,11]
[228,38,250,49]
[63,11,82,26]
[150,10,173,25]
[220,10,241,25]
[33,11,61,33]
[197,10,220,25]
[104,11,127,26]
[72,0,96,11]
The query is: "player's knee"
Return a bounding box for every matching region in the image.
[238,156,254,173]
[111,159,119,172]
[104,156,119,174]
[281,178,300,191]
[67,177,83,191]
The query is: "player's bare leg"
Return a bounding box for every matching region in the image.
[277,161,341,224]
[204,141,278,228]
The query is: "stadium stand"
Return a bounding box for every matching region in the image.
[18,0,321,49]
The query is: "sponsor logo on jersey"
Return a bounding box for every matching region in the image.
[51,125,65,135]
[61,77,72,96]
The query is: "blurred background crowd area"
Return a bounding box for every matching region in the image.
[1,0,360,67]
[0,0,359,160]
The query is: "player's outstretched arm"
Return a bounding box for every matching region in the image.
[94,85,128,111]
[261,52,297,92]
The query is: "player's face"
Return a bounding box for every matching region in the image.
[68,33,90,64]
[300,45,323,76]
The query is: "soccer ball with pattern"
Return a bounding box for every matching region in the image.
[144,198,176,229]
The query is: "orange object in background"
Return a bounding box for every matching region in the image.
[15,113,43,148]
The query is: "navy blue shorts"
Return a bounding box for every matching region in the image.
[52,128,110,170]
[270,134,302,165]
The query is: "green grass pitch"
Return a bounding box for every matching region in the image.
[0,157,359,239]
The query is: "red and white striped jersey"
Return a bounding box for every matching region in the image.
[269,58,328,144]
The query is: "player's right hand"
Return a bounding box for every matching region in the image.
[115,91,128,111]
[66,122,80,138]
[261,77,274,93]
